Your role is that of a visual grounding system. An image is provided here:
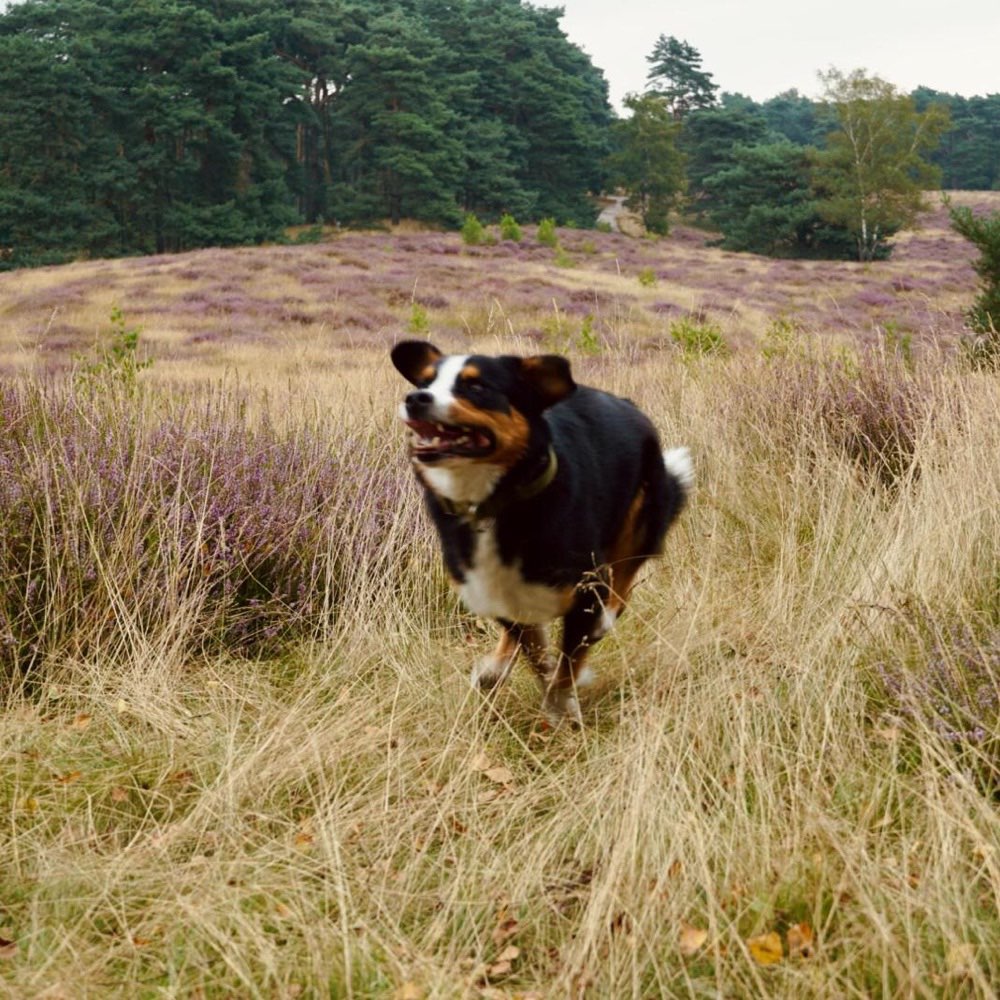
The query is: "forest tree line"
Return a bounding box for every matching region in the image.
[0,0,998,269]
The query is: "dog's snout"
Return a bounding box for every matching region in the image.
[406,389,435,414]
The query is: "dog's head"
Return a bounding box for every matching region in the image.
[391,341,575,468]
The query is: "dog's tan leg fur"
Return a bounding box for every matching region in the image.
[471,627,521,690]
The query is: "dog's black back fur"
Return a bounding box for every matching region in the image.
[428,384,684,589]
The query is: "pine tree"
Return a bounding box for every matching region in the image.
[645,35,718,120]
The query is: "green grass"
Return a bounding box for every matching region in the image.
[1,340,998,998]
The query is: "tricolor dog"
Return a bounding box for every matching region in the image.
[391,340,692,725]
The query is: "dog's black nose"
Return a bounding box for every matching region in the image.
[406,389,434,415]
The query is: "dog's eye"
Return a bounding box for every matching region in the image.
[464,380,486,394]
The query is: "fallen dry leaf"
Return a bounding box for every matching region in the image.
[393,982,422,1000]
[485,947,520,979]
[491,917,519,947]
[294,817,315,849]
[747,931,783,965]
[786,922,815,959]
[71,713,92,731]
[54,771,82,786]
[470,751,492,771]
[20,796,39,814]
[0,929,17,960]
[679,921,708,956]
[483,765,515,786]
[110,786,128,803]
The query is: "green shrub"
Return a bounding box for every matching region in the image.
[461,213,487,246]
[499,213,522,242]
[637,267,657,288]
[408,302,429,334]
[537,218,559,247]
[760,316,802,360]
[670,316,728,357]
[553,247,575,268]
[948,201,1000,369]
[578,314,600,355]
[76,306,152,391]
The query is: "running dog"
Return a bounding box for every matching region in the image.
[391,340,692,724]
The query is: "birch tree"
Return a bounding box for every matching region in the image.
[813,69,948,262]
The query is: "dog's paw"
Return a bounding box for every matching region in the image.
[471,654,515,691]
[588,607,618,641]
[541,686,583,728]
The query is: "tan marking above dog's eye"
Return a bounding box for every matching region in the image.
[419,364,437,383]
[459,364,481,381]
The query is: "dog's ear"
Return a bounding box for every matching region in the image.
[518,354,576,410]
[391,340,443,385]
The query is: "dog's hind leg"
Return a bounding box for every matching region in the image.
[541,601,604,726]
[589,489,652,642]
[514,624,555,693]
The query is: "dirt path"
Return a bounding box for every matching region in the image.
[596,194,645,237]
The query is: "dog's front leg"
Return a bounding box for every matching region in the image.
[470,623,521,691]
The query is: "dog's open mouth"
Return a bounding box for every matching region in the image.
[405,419,494,461]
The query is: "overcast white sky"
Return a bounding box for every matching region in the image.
[556,0,1000,110]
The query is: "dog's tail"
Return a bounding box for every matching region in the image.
[635,442,693,557]
[663,446,694,494]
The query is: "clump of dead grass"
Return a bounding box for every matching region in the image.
[1,336,998,998]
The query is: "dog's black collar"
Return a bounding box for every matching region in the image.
[438,445,558,523]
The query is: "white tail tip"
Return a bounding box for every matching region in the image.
[663,447,694,490]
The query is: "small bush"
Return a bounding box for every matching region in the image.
[499,213,522,242]
[293,223,325,245]
[875,609,1000,789]
[0,380,419,679]
[554,247,575,268]
[461,213,487,246]
[669,316,728,357]
[408,302,429,334]
[760,316,802,360]
[537,218,559,248]
[76,306,152,391]
[726,346,931,486]
[948,201,1000,368]
[578,313,600,355]
[880,320,914,371]
[637,267,657,288]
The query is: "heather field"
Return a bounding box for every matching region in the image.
[1,198,999,998]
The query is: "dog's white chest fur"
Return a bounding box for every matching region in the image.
[458,524,566,625]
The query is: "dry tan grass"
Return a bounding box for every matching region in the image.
[2,328,998,997]
[2,203,1000,995]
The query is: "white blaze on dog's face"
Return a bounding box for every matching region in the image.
[390,340,575,505]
